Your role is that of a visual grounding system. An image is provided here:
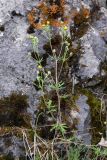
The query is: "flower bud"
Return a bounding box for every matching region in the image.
[37,65,43,69]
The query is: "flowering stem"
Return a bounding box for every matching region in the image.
[55,59,62,123]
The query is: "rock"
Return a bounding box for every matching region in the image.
[0,0,46,108]
[0,134,25,159]
[0,17,38,107]
[84,0,107,8]
[77,27,107,79]
[76,95,91,144]
[97,0,107,8]
[67,0,107,8]
[93,7,107,42]
[0,0,40,25]
[0,0,43,158]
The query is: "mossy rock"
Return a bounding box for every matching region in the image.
[0,155,26,160]
[0,92,31,128]
[79,88,106,144]
[0,154,14,160]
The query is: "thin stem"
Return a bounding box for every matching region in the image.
[58,32,64,60]
[55,59,61,123]
[34,133,36,160]
[58,62,64,80]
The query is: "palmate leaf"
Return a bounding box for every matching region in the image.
[46,99,56,113]
[49,81,64,91]
[50,123,68,136]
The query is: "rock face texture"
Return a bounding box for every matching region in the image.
[0,134,25,159]
[0,0,40,158]
[76,95,91,145]
[78,27,107,79]
[0,0,44,115]
[0,0,107,158]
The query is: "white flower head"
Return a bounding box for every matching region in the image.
[52,49,56,53]
[48,71,51,75]
[70,52,73,56]
[37,71,39,74]
[28,52,31,56]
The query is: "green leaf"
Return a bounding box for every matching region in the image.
[49,81,64,91]
[60,94,69,99]
[50,123,67,136]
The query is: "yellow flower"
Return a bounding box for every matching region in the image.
[61,21,64,24]
[37,65,43,69]
[47,21,50,25]
[63,26,68,30]
[42,24,46,27]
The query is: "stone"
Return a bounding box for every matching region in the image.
[76,95,91,144]
[0,0,42,157]
[0,0,45,109]
[93,7,107,42]
[0,134,25,159]
[77,27,107,79]
[97,0,107,8]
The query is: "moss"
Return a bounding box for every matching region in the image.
[0,155,26,160]
[0,92,31,128]
[27,0,67,29]
[79,88,106,144]
[71,23,89,40]
[0,127,24,140]
[27,129,35,141]
[70,7,90,40]
[0,154,14,160]
[27,25,35,34]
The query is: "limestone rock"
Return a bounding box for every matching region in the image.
[77,27,107,79]
[76,95,91,144]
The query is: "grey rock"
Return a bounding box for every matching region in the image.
[0,134,25,158]
[77,27,107,79]
[0,0,40,25]
[0,0,46,106]
[76,95,91,144]
[96,0,107,8]
[93,7,107,42]
[0,17,37,103]
[75,8,107,81]
[0,0,44,157]
[67,0,107,8]
[84,0,107,7]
